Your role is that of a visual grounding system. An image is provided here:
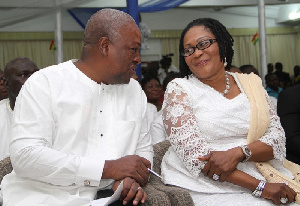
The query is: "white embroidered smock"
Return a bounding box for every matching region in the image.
[161,73,294,206]
[0,98,13,160]
[1,60,153,206]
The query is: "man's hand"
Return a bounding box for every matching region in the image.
[198,147,244,182]
[103,155,151,186]
[112,177,147,205]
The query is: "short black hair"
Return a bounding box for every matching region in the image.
[162,72,181,91]
[140,76,161,90]
[179,18,234,78]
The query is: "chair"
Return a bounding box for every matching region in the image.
[146,140,194,206]
[0,157,12,184]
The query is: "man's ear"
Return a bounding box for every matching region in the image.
[98,37,110,56]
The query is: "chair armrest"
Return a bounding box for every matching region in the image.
[143,183,171,206]
[152,140,171,174]
[0,157,13,184]
[150,140,195,206]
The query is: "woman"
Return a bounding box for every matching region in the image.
[141,76,163,111]
[161,18,297,205]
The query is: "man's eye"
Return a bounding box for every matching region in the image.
[131,48,138,53]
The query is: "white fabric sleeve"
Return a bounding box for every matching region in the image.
[258,92,286,161]
[162,82,211,177]
[10,74,103,187]
[135,93,154,166]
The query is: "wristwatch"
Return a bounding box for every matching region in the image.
[240,145,252,162]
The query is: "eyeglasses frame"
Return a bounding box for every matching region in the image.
[181,39,217,57]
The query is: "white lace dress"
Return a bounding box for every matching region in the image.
[161,73,295,206]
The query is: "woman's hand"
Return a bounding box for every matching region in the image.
[198,147,244,182]
[112,177,147,205]
[262,182,297,205]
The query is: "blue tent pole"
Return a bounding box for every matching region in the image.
[126,0,142,80]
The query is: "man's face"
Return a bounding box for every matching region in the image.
[108,23,142,84]
[0,71,8,100]
[5,63,38,98]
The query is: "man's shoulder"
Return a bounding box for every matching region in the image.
[28,60,78,82]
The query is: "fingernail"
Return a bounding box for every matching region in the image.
[133,201,138,205]
[123,201,127,205]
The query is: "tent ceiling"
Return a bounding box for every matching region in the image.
[0,0,300,29]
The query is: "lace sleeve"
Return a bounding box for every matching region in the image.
[162,81,211,177]
[259,92,286,161]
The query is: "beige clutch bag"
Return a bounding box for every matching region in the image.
[255,161,300,204]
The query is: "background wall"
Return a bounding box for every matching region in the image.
[0,5,300,77]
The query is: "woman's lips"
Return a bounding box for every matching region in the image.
[196,60,208,67]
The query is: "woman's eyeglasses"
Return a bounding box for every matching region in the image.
[182,39,217,57]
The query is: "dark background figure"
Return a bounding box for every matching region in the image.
[267,63,274,74]
[239,64,259,76]
[0,69,8,101]
[226,65,241,73]
[3,57,39,110]
[291,65,300,85]
[0,57,38,161]
[274,62,291,89]
[277,84,300,165]
[265,73,282,99]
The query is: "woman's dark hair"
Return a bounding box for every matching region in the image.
[140,75,161,90]
[179,18,234,78]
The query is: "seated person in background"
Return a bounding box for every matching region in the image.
[132,72,157,131]
[265,73,283,99]
[277,84,300,165]
[0,69,8,101]
[141,76,163,111]
[291,65,300,85]
[1,9,153,206]
[226,65,241,73]
[161,17,297,205]
[0,57,38,161]
[239,64,259,76]
[274,62,291,89]
[150,72,181,145]
[267,63,274,74]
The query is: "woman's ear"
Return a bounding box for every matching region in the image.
[98,37,109,56]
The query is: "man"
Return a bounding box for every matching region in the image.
[0,57,38,161]
[1,9,153,206]
[274,62,291,89]
[277,84,300,165]
[239,64,259,76]
[265,73,283,99]
[0,69,8,101]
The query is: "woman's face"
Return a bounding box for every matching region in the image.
[143,79,162,102]
[183,25,224,80]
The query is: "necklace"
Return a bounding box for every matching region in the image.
[221,71,230,96]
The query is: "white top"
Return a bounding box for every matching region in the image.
[161,73,291,195]
[150,110,166,145]
[0,98,13,160]
[1,60,153,206]
[146,102,157,131]
[157,65,179,84]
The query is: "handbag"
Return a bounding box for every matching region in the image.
[236,73,300,204]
